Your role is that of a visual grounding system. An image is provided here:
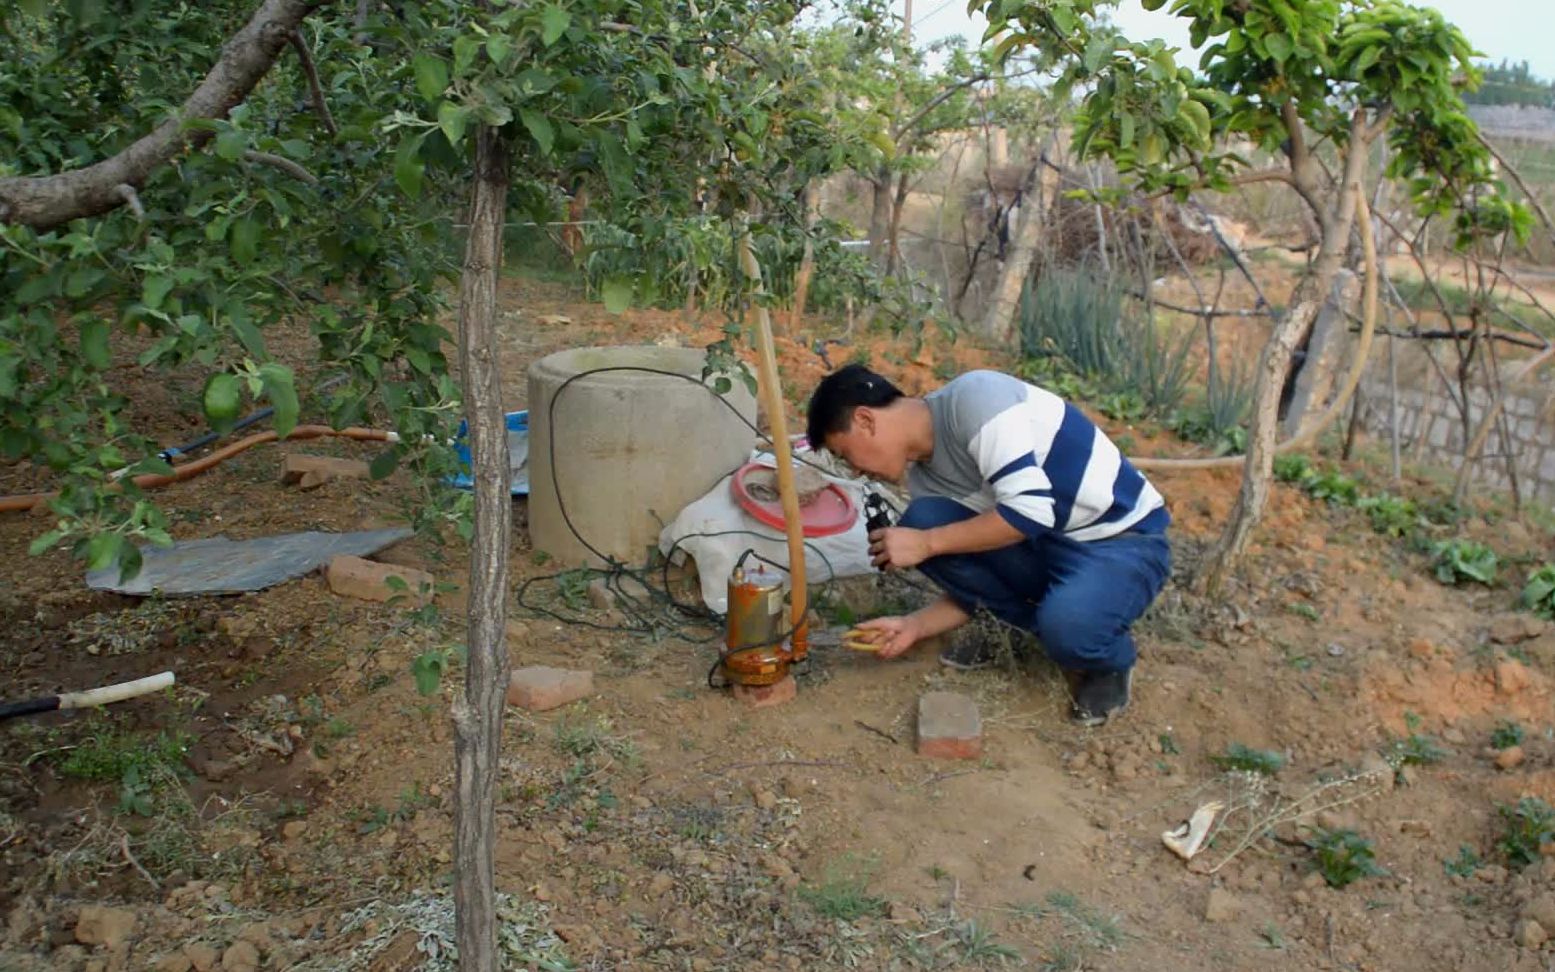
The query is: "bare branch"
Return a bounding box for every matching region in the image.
[0,0,324,230]
[1476,132,1555,249]
[1228,168,1296,189]
[289,29,338,137]
[243,150,319,184]
[892,72,996,143]
[115,184,145,220]
[1123,290,1273,319]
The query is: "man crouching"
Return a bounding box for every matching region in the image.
[806,364,1172,726]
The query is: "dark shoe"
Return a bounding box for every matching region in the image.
[1071,668,1132,726]
[938,631,999,670]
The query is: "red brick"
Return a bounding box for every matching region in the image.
[325,555,434,605]
[282,454,371,490]
[917,691,982,759]
[732,674,797,708]
[507,666,594,711]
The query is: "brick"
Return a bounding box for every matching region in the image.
[917,691,982,760]
[325,555,434,605]
[281,454,371,490]
[731,674,797,709]
[75,906,136,949]
[507,666,594,711]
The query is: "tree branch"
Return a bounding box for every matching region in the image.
[892,73,991,143]
[1229,167,1296,189]
[115,184,145,221]
[289,28,338,137]
[243,150,319,184]
[0,0,324,230]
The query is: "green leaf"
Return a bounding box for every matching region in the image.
[215,129,247,161]
[1265,33,1293,63]
[519,109,554,155]
[601,277,632,314]
[28,529,64,557]
[228,310,266,358]
[259,363,300,439]
[394,132,427,198]
[141,274,174,310]
[411,652,444,696]
[453,35,480,76]
[230,215,260,266]
[19,0,47,16]
[79,318,110,369]
[369,449,400,480]
[486,34,513,65]
[414,55,449,102]
[541,5,571,46]
[86,532,123,572]
[65,267,103,299]
[437,101,470,149]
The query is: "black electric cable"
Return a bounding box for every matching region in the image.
[516,365,845,680]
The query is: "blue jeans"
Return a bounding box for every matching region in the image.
[900,497,1171,673]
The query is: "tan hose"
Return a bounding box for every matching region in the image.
[0,425,395,513]
[1132,186,1379,472]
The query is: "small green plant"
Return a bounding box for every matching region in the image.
[1388,732,1447,767]
[1490,720,1525,750]
[1443,844,1481,878]
[1357,493,1418,538]
[117,765,156,816]
[410,644,465,696]
[950,919,1022,964]
[555,568,595,611]
[1306,828,1385,888]
[1210,743,1285,775]
[1044,890,1124,948]
[1431,540,1499,585]
[1288,602,1320,622]
[1273,453,1313,484]
[1157,732,1180,755]
[797,858,886,920]
[1302,469,1361,506]
[1520,564,1555,618]
[1497,797,1555,870]
[552,715,638,765]
[1259,921,1286,950]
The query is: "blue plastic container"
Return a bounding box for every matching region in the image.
[450,410,529,495]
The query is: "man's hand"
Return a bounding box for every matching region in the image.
[868,526,933,570]
[855,615,921,658]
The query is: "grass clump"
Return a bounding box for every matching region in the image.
[798,857,887,921]
[1209,743,1285,776]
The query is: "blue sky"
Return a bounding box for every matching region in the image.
[909,0,1555,81]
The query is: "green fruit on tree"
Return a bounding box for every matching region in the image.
[202,373,242,429]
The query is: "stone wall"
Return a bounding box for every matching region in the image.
[1353,341,1555,503]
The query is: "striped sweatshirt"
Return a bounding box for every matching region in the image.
[906,370,1168,541]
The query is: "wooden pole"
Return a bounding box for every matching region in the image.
[738,226,809,653]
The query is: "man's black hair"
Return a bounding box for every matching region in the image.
[804,364,904,448]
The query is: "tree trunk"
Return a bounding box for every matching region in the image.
[867,166,893,270]
[980,166,1044,347]
[788,183,820,330]
[1198,172,1365,594]
[0,0,320,229]
[886,171,910,276]
[452,126,512,972]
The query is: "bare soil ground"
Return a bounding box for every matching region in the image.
[4,268,1555,972]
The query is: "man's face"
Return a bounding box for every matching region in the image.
[824,407,908,482]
